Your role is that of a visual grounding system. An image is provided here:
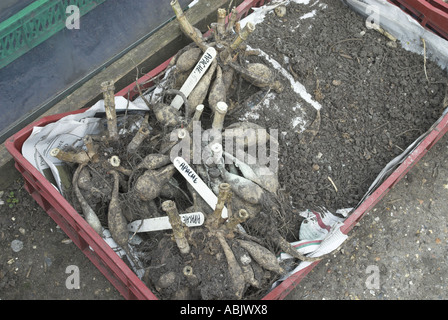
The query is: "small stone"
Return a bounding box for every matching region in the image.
[386,41,397,48]
[274,5,287,17]
[240,254,252,265]
[44,257,52,267]
[332,79,342,86]
[11,240,23,252]
[19,227,26,235]
[312,164,320,171]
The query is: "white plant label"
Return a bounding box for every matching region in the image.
[173,156,228,218]
[127,212,205,233]
[170,47,217,110]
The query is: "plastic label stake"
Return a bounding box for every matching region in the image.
[170,47,217,110]
[173,156,228,218]
[127,212,205,233]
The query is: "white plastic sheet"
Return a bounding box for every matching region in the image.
[343,0,448,70]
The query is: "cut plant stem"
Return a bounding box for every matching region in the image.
[106,156,132,175]
[269,229,323,262]
[50,148,91,165]
[170,0,208,52]
[231,22,255,51]
[101,80,119,141]
[160,128,189,155]
[83,135,98,162]
[211,143,223,164]
[183,265,199,287]
[221,22,255,63]
[209,183,231,229]
[108,155,121,167]
[205,143,223,168]
[225,209,249,232]
[217,8,226,36]
[187,104,204,132]
[162,200,190,254]
[212,101,228,131]
[226,7,238,34]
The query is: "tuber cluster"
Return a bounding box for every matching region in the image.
[57,2,311,300]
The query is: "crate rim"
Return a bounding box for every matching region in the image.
[388,0,448,40]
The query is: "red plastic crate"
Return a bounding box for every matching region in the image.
[5,0,448,300]
[5,108,157,300]
[388,0,448,40]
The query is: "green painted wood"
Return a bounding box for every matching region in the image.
[0,0,107,69]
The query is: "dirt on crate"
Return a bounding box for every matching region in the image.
[1,0,447,301]
[238,0,447,213]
